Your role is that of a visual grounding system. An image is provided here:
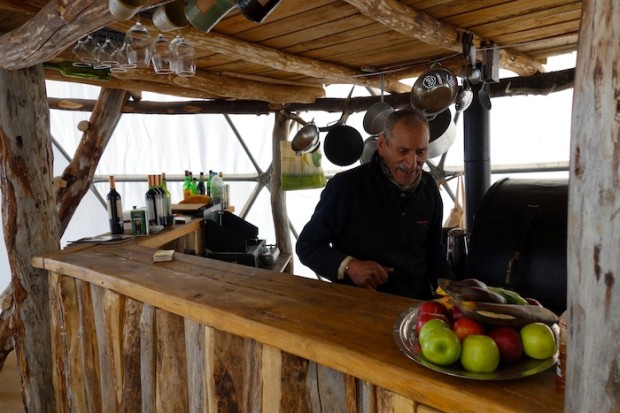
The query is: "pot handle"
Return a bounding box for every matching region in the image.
[319,85,355,132]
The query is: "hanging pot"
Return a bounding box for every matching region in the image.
[363,101,394,135]
[324,125,363,167]
[236,0,281,23]
[185,0,236,33]
[359,135,379,164]
[291,122,320,155]
[427,108,456,158]
[410,67,459,117]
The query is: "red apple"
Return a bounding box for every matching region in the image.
[450,305,465,322]
[451,317,485,341]
[488,326,523,364]
[418,301,448,317]
[416,312,450,334]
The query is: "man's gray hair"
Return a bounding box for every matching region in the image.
[383,108,429,141]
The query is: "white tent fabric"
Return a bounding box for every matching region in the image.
[0,54,575,291]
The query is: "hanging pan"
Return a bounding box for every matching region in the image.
[363,74,394,135]
[410,66,459,117]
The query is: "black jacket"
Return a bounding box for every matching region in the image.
[296,156,454,299]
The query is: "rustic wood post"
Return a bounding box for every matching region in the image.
[566,0,620,411]
[270,111,294,273]
[0,65,59,412]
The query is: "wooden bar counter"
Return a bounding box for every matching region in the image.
[32,222,564,413]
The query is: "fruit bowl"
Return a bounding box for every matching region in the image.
[393,305,557,380]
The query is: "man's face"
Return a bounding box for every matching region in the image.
[376,120,429,186]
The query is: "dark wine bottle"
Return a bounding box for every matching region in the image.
[154,174,167,227]
[107,176,124,234]
[161,173,173,227]
[145,175,159,227]
[197,171,206,195]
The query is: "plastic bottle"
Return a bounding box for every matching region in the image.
[210,172,224,205]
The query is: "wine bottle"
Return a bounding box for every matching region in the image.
[154,175,167,227]
[189,171,198,195]
[106,176,124,234]
[43,61,111,81]
[182,170,192,199]
[197,172,206,195]
[161,172,173,227]
[145,175,159,227]
[207,170,214,195]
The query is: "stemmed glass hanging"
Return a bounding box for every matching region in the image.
[172,37,196,77]
[73,34,98,66]
[72,39,92,67]
[124,17,152,69]
[96,35,120,69]
[152,34,173,74]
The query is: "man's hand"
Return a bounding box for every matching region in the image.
[345,259,394,290]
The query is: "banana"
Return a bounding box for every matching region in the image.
[438,279,507,304]
[452,300,559,327]
[487,286,528,305]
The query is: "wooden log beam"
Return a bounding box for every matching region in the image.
[111,69,326,104]
[109,20,413,94]
[0,64,59,412]
[0,285,14,372]
[566,0,620,411]
[56,87,130,234]
[343,0,545,76]
[270,112,293,274]
[0,0,167,70]
[47,68,575,115]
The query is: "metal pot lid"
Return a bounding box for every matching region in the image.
[324,125,363,166]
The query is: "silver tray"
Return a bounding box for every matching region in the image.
[393,305,557,380]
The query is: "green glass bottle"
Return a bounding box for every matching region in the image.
[43,61,111,81]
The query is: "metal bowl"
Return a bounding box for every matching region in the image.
[291,123,320,155]
[410,67,459,116]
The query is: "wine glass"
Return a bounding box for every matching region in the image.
[125,18,152,69]
[72,39,92,67]
[98,37,120,68]
[151,34,173,74]
[117,42,137,70]
[77,34,98,66]
[173,37,196,77]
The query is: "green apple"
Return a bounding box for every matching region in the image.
[460,335,500,373]
[520,322,557,359]
[418,318,450,344]
[421,327,461,366]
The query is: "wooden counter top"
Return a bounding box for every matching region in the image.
[32,239,564,413]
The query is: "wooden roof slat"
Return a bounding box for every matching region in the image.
[343,0,545,75]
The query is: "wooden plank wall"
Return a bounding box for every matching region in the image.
[47,272,443,413]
